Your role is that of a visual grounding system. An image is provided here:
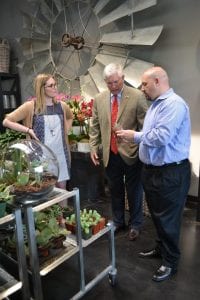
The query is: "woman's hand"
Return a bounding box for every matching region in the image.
[28,129,39,141]
[3,118,39,141]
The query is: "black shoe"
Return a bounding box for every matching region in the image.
[114,224,126,234]
[138,248,161,258]
[152,265,177,282]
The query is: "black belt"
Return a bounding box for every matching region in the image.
[144,159,188,169]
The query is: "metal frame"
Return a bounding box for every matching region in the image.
[11,187,117,299]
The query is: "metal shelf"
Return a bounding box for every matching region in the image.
[0,212,14,225]
[0,266,22,299]
[65,224,111,248]
[32,188,75,212]
[0,188,117,300]
[39,242,79,276]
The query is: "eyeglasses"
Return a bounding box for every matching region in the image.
[44,83,57,89]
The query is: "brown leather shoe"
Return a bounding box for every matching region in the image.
[128,228,139,241]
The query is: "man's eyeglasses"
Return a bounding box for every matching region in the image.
[45,83,57,89]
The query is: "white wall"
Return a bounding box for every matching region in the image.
[131,0,200,196]
[0,0,199,195]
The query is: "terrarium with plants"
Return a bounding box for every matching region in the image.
[0,139,59,200]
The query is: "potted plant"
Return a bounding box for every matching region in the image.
[34,211,69,251]
[44,204,64,225]
[0,183,14,218]
[1,140,59,199]
[62,206,74,219]
[2,229,29,258]
[47,218,69,249]
[35,228,53,257]
[0,129,26,154]
[65,213,76,234]
[65,208,106,238]
[66,95,93,152]
[4,235,18,259]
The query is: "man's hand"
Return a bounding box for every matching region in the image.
[90,151,100,166]
[116,129,135,142]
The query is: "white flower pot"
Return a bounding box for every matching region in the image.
[72,126,81,135]
[77,142,90,153]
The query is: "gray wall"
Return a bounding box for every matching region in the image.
[0,0,199,195]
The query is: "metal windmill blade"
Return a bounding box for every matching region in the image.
[16,0,163,98]
[99,0,157,27]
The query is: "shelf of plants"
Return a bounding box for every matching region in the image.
[0,187,117,300]
[0,200,22,299]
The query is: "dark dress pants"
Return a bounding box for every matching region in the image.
[141,160,191,269]
[105,152,143,230]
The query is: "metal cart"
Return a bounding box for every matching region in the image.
[1,188,117,299]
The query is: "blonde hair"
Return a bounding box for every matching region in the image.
[34,73,57,114]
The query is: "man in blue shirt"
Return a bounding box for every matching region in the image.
[116,66,191,282]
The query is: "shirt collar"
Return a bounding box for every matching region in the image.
[155,88,174,102]
[111,90,123,101]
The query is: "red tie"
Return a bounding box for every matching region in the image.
[111,95,118,154]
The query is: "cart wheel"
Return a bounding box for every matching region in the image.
[108,273,117,286]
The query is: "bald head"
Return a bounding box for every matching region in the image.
[144,67,169,83]
[141,66,170,101]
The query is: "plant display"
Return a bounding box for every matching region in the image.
[0,129,26,153]
[66,95,93,127]
[62,206,74,218]
[44,204,63,219]
[0,183,14,217]
[1,225,29,258]
[65,95,94,143]
[34,211,69,249]
[65,208,106,238]
[0,140,58,197]
[0,183,14,203]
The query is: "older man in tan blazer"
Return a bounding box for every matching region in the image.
[90,63,147,240]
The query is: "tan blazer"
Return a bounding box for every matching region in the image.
[89,85,148,167]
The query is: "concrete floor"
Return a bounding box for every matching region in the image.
[39,198,200,300]
[7,194,200,300]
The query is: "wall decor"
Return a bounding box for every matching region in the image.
[17,0,163,97]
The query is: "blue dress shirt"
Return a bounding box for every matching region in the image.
[111,91,122,106]
[134,88,191,166]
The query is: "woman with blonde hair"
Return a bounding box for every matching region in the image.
[3,73,73,190]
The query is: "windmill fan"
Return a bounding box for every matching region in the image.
[17,0,163,98]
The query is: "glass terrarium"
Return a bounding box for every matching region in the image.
[0,139,59,201]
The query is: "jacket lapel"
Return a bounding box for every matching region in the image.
[117,87,130,121]
[103,91,111,126]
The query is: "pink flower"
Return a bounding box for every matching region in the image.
[55,93,70,101]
